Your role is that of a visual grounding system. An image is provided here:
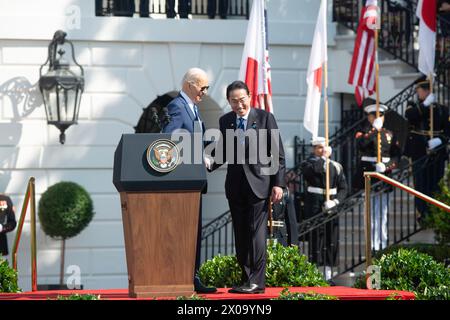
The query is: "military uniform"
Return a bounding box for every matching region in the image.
[354,124,401,189]
[405,99,450,220]
[354,104,401,250]
[301,148,347,268]
[0,194,17,256]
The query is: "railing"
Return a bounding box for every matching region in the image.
[296,144,449,278]
[201,210,235,261]
[11,177,37,291]
[363,170,450,268]
[95,0,250,19]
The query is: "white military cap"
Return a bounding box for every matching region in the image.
[311,137,326,146]
[364,103,388,114]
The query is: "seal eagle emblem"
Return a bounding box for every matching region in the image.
[146,139,180,173]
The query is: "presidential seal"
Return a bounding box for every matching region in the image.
[146,139,180,173]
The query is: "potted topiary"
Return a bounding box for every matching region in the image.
[38,181,94,289]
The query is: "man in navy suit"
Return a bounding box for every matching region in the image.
[163,68,208,135]
[207,81,286,294]
[162,68,216,294]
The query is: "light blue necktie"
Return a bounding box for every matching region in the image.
[193,105,203,133]
[193,105,200,121]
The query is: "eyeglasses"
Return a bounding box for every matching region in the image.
[190,82,209,93]
[230,96,249,105]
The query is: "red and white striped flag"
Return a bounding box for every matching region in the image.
[304,0,327,138]
[416,0,436,76]
[239,0,273,113]
[347,0,379,106]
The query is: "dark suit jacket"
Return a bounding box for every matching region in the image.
[162,94,205,134]
[0,194,17,256]
[212,108,286,200]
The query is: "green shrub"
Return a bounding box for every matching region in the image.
[427,163,450,245]
[38,181,94,285]
[55,294,100,300]
[273,288,338,300]
[375,243,450,265]
[199,243,328,288]
[38,182,94,239]
[197,255,242,288]
[0,259,21,293]
[354,248,450,300]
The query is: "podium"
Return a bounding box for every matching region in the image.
[113,133,207,298]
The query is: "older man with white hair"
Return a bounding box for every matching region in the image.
[162,67,216,294]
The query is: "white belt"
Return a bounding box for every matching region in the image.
[307,186,337,195]
[361,156,390,163]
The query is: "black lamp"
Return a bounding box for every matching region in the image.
[39,30,84,144]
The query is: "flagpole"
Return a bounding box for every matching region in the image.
[429,73,434,139]
[374,28,381,163]
[324,62,330,202]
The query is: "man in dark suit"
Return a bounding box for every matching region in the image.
[208,0,229,19]
[0,193,17,258]
[166,0,190,18]
[162,68,216,294]
[207,80,286,294]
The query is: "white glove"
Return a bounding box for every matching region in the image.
[428,137,442,150]
[323,200,337,211]
[372,117,383,131]
[375,162,386,173]
[423,93,436,107]
[0,224,3,232]
[204,156,213,170]
[324,146,332,157]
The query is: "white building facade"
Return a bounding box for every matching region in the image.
[0,0,407,290]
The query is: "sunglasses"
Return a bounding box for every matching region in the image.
[190,82,209,93]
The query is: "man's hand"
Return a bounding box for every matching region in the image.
[423,93,436,107]
[375,162,386,173]
[271,186,283,203]
[428,137,442,150]
[372,117,383,131]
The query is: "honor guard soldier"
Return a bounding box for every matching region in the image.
[0,193,17,259]
[354,103,401,250]
[404,77,450,223]
[301,137,348,278]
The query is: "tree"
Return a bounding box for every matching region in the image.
[38,182,94,286]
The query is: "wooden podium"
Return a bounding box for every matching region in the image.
[113,133,207,298]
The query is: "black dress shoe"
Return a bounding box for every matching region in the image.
[194,276,217,294]
[234,283,265,294]
[227,286,241,293]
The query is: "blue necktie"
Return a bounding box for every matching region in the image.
[238,117,245,130]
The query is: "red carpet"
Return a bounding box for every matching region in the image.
[0,287,415,300]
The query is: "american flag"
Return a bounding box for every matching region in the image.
[348,0,379,106]
[239,0,273,113]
